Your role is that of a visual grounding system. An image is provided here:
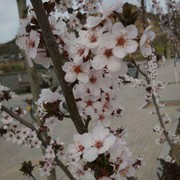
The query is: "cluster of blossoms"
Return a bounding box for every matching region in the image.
[40,139,65,176]
[119,74,143,88]
[36,89,67,132]
[3,0,180,177]
[0,84,42,149]
[2,0,167,179]
[67,124,142,179]
[144,54,164,102]
[168,132,180,147]
[143,51,180,163]
[0,113,42,148]
[0,84,17,109]
[0,85,40,147]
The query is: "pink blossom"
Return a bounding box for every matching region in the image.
[92,41,121,72]
[78,28,103,49]
[111,22,138,58]
[62,60,90,83]
[82,124,116,162]
[84,70,112,96]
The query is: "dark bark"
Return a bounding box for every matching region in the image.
[30,0,86,134]
[1,105,75,180]
[141,0,147,29]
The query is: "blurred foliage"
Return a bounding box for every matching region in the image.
[0,60,26,73]
[114,3,139,26]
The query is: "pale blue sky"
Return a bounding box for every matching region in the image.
[0,0,178,44]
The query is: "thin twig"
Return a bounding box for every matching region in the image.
[132,60,180,163]
[1,105,37,131]
[131,58,149,83]
[55,158,75,180]
[84,116,91,132]
[1,105,75,180]
[31,174,37,180]
[1,105,47,147]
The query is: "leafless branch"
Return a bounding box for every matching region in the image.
[1,105,75,179]
[132,60,180,164]
[30,0,86,134]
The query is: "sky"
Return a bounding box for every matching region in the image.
[0,0,19,44]
[0,0,178,44]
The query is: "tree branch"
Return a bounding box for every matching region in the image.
[1,105,47,147]
[1,105,37,131]
[30,0,86,134]
[1,105,75,179]
[55,158,75,180]
[132,60,180,164]
[84,116,91,131]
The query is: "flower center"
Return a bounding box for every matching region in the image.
[89,76,97,84]
[78,48,85,56]
[73,65,82,74]
[86,100,93,107]
[117,36,126,47]
[89,34,97,43]
[26,39,35,48]
[99,114,105,121]
[95,141,103,149]
[78,145,84,151]
[104,49,113,58]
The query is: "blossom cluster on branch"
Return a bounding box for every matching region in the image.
[152,0,180,57]
[3,0,179,179]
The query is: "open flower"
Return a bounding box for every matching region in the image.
[92,42,121,72]
[82,124,116,162]
[78,28,103,49]
[68,42,89,63]
[84,70,112,96]
[68,133,93,161]
[77,94,102,119]
[16,30,40,67]
[111,22,138,58]
[62,60,90,83]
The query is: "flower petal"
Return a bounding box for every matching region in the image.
[126,25,138,39]
[107,59,121,72]
[92,55,107,70]
[125,40,138,53]
[113,46,126,58]
[83,147,98,162]
[112,22,125,36]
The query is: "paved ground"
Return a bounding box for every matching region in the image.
[0,59,180,180]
